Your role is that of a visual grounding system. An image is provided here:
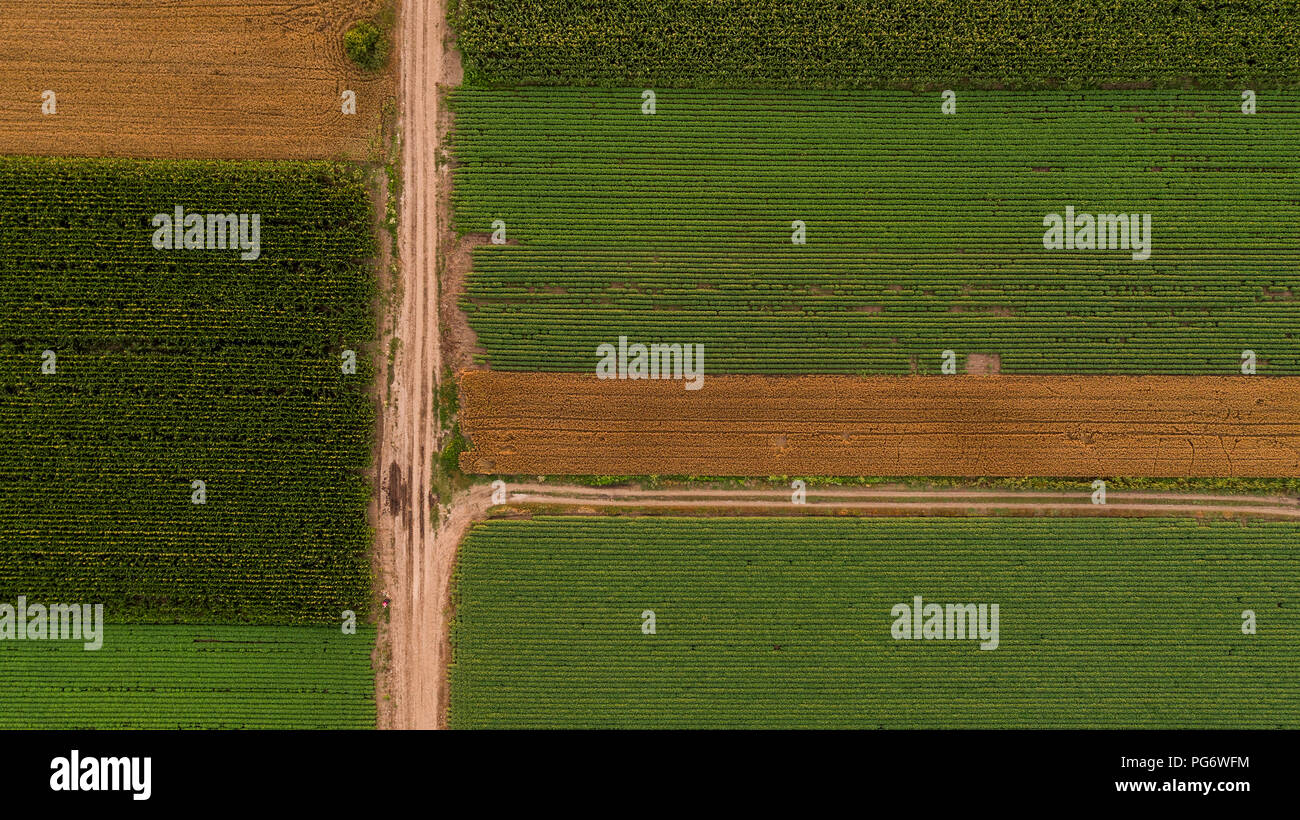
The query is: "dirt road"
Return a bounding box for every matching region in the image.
[374,0,445,730]
[498,482,1300,521]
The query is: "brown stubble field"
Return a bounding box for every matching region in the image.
[0,0,393,159]
[458,373,1300,477]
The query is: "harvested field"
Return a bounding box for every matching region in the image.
[459,373,1300,477]
[0,0,392,159]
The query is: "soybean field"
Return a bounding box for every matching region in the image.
[0,625,376,729]
[451,89,1300,375]
[449,516,1300,728]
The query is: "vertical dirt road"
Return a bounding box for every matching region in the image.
[374,0,446,730]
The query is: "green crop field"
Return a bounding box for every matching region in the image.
[451,89,1300,374]
[0,625,376,729]
[449,517,1300,728]
[0,158,378,727]
[450,0,1299,89]
[0,157,375,624]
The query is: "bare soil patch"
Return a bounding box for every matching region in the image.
[440,233,489,372]
[965,353,1001,374]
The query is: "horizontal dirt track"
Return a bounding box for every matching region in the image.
[498,483,1300,522]
[0,0,391,159]
[459,373,1300,477]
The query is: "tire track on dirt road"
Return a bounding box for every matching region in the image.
[501,483,1300,521]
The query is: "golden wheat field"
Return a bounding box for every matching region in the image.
[0,0,392,159]
[459,373,1300,477]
